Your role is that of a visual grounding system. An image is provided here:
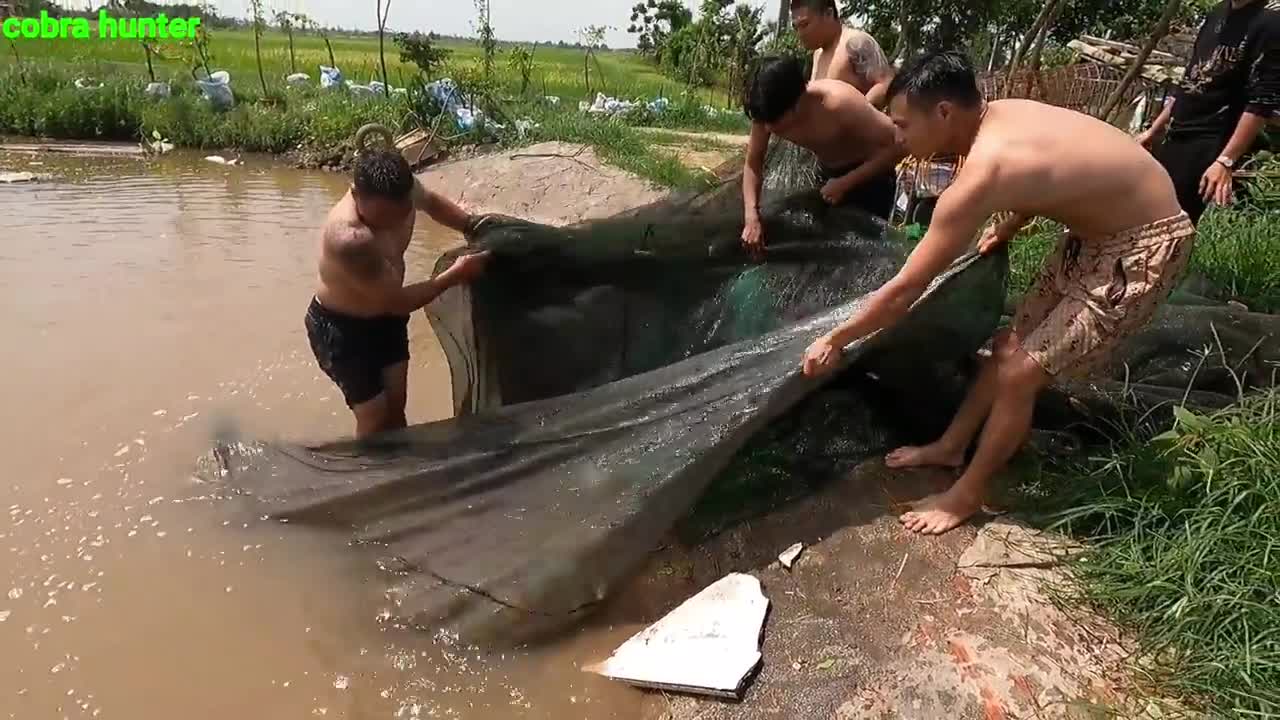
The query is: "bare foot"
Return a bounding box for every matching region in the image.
[898,488,983,535]
[884,441,964,470]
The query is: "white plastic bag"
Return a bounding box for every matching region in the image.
[196,70,234,110]
[144,82,171,98]
[285,73,311,87]
[319,66,343,89]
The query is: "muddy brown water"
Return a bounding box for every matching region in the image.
[0,151,647,720]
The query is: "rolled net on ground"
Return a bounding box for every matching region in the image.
[1033,301,1280,443]
[206,141,1008,645]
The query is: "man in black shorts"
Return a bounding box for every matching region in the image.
[307,150,490,438]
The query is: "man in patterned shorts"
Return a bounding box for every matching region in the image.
[800,51,1197,535]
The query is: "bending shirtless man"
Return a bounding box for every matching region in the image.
[741,56,905,254]
[801,52,1195,535]
[306,150,490,438]
[790,0,894,107]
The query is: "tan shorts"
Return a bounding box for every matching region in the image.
[1013,213,1196,377]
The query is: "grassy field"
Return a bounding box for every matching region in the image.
[0,29,741,108]
[0,27,748,185]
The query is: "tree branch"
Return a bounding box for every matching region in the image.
[1101,0,1182,120]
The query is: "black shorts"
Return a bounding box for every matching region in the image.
[305,297,410,407]
[819,162,897,220]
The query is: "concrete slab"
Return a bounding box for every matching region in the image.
[587,573,769,700]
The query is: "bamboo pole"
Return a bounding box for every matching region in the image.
[1100,0,1182,120]
[1023,0,1067,98]
[1003,0,1062,98]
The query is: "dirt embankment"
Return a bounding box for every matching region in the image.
[418,142,667,225]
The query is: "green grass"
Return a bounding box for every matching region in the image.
[0,61,726,189]
[0,28,748,184]
[1192,205,1280,312]
[518,110,719,192]
[0,29,746,124]
[636,128,743,152]
[0,62,404,153]
[1016,392,1280,716]
[1006,202,1280,313]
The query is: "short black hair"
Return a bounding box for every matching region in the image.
[789,0,838,15]
[886,51,983,110]
[744,56,807,124]
[353,150,414,200]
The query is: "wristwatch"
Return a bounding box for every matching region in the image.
[1215,155,1236,169]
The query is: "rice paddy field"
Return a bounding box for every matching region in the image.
[1,28,742,108]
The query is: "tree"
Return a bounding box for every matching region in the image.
[507,44,537,95]
[474,0,497,82]
[181,19,214,78]
[275,10,298,74]
[108,0,163,83]
[579,25,609,95]
[695,0,733,87]
[247,0,268,94]
[295,14,337,68]
[375,0,392,96]
[395,31,451,78]
[628,0,693,62]
[1101,0,1183,119]
[725,4,766,100]
[1003,0,1066,97]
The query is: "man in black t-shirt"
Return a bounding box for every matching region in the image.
[1138,0,1280,224]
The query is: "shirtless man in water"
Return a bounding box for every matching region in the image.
[801,52,1196,535]
[790,0,894,108]
[306,150,490,438]
[741,56,905,254]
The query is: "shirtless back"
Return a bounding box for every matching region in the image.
[770,78,895,170]
[934,99,1183,239]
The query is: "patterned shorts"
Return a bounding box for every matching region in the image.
[1013,212,1196,378]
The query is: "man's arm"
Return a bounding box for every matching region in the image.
[802,166,994,376]
[1220,112,1270,165]
[742,122,770,220]
[330,225,487,316]
[1224,21,1280,163]
[1137,96,1175,148]
[864,77,892,111]
[412,178,474,234]
[841,30,894,109]
[741,122,771,255]
[821,134,907,203]
[820,92,905,203]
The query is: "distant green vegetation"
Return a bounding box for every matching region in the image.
[0,25,749,184]
[0,29,742,109]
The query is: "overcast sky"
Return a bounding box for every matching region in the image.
[189,0,778,48]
